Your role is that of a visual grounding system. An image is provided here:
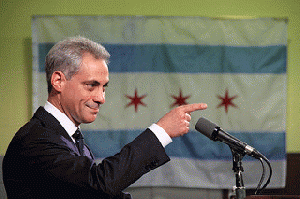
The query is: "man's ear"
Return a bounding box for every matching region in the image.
[51,71,67,92]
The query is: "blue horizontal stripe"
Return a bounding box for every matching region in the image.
[83,130,285,161]
[38,43,54,71]
[38,43,286,74]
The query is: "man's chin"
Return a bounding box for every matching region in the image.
[82,118,97,124]
[81,113,98,124]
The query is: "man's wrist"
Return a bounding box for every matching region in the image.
[148,123,172,147]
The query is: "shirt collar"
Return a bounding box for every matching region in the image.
[44,101,78,142]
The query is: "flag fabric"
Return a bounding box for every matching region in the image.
[32,16,287,189]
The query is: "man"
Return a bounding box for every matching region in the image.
[2,36,207,198]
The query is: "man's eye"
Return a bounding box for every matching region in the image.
[86,84,95,89]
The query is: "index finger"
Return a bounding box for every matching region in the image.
[181,103,208,114]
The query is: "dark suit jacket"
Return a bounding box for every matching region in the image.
[2,107,170,199]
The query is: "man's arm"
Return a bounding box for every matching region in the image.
[18,126,169,197]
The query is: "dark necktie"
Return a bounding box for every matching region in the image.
[72,128,84,156]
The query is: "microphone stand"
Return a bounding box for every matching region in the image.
[231,148,246,199]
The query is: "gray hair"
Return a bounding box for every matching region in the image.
[45,36,110,93]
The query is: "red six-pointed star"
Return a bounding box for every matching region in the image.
[125,89,147,113]
[217,89,238,113]
[171,89,191,107]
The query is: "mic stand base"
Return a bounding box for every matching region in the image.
[235,187,246,199]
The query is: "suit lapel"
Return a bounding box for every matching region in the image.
[83,144,95,159]
[34,107,94,159]
[34,107,81,156]
[34,107,95,160]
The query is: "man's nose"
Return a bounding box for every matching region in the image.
[94,89,105,104]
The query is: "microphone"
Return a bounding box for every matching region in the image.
[195,117,263,159]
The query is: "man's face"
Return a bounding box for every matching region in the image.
[60,53,109,126]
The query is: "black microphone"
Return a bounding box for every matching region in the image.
[195,117,263,159]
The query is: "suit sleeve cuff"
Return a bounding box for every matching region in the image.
[148,123,172,148]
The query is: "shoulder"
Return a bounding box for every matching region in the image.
[13,107,59,140]
[8,107,73,152]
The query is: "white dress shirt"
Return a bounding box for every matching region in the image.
[44,101,78,143]
[44,101,172,147]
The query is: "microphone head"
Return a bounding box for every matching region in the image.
[195,117,218,140]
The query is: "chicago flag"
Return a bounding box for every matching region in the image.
[32,16,287,189]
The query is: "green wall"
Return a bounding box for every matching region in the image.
[1,0,299,155]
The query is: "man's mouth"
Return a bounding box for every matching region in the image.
[85,102,100,110]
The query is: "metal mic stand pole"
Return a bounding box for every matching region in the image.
[231,148,246,199]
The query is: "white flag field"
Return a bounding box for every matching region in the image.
[32,16,287,189]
